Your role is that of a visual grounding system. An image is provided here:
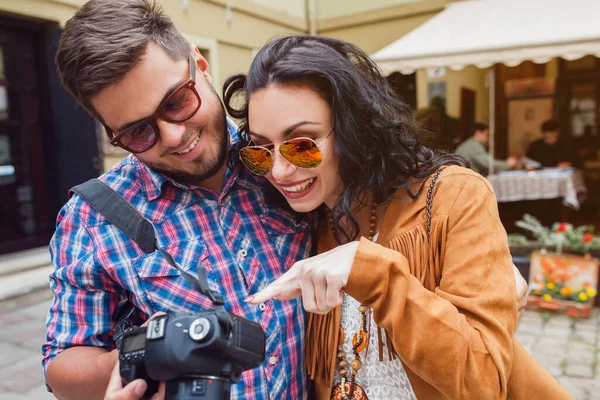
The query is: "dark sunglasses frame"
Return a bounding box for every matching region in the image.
[103,54,201,154]
[240,130,333,176]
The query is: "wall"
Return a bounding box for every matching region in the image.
[0,0,308,171]
[317,0,452,54]
[417,66,490,123]
[317,0,421,19]
[246,0,306,19]
[0,0,81,26]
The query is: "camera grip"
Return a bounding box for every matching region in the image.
[119,358,159,400]
[119,362,139,384]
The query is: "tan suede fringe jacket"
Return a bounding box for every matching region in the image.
[306,166,573,400]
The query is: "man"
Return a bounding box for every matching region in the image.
[42,1,312,399]
[456,123,519,176]
[526,119,583,169]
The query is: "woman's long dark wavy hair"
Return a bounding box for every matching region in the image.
[224,35,466,244]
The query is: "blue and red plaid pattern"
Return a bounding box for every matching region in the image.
[43,124,313,399]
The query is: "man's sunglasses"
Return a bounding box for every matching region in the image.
[239,130,333,176]
[103,54,201,154]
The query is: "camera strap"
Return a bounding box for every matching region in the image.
[70,178,225,307]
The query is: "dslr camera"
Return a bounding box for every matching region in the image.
[119,309,265,400]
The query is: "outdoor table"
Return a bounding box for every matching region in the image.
[487,168,587,210]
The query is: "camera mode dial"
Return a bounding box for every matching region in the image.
[189,317,212,342]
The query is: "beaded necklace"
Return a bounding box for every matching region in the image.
[330,204,377,400]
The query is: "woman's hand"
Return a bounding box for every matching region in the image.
[104,361,165,400]
[246,241,360,314]
[247,241,528,320]
[513,263,528,320]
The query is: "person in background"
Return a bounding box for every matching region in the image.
[455,123,519,175]
[526,119,583,169]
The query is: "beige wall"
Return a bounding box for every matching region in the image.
[320,12,436,55]
[0,0,81,25]
[317,0,452,53]
[317,0,421,19]
[417,66,490,123]
[245,0,306,19]
[104,156,125,172]
[546,58,559,79]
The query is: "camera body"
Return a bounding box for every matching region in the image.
[119,310,265,400]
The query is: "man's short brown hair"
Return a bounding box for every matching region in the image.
[56,0,190,118]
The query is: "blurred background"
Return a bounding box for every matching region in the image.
[0,0,599,399]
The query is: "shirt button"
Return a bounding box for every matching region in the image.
[269,356,277,365]
[238,249,248,258]
[258,303,266,311]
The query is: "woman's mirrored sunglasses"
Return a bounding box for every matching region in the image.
[239,130,333,176]
[104,54,201,154]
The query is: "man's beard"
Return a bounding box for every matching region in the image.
[147,100,229,186]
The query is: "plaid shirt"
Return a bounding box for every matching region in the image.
[43,123,313,399]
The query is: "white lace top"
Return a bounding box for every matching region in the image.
[334,250,417,400]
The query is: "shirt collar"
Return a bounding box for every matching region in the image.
[135,119,240,201]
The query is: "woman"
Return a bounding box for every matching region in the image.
[226,36,571,399]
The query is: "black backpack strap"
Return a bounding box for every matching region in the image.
[70,179,225,307]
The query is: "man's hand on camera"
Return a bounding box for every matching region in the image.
[142,312,167,327]
[104,361,165,400]
[104,311,168,400]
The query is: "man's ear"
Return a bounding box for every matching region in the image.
[191,44,212,84]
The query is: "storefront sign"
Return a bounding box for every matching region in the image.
[505,77,555,98]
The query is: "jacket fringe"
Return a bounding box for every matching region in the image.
[304,217,448,386]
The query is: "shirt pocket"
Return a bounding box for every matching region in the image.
[260,207,310,235]
[133,239,217,312]
[259,207,312,260]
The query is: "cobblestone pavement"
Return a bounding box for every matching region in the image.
[515,308,600,400]
[1,294,599,399]
[0,295,54,400]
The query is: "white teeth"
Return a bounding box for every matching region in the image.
[177,136,200,155]
[282,178,315,193]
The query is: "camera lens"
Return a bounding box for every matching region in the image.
[189,317,211,342]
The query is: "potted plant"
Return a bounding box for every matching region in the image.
[512,214,600,318]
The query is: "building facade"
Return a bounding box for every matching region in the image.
[2,0,598,256]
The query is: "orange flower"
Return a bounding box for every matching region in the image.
[540,258,553,273]
[561,287,573,296]
[559,273,572,281]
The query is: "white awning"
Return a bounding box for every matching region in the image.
[372,0,600,75]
